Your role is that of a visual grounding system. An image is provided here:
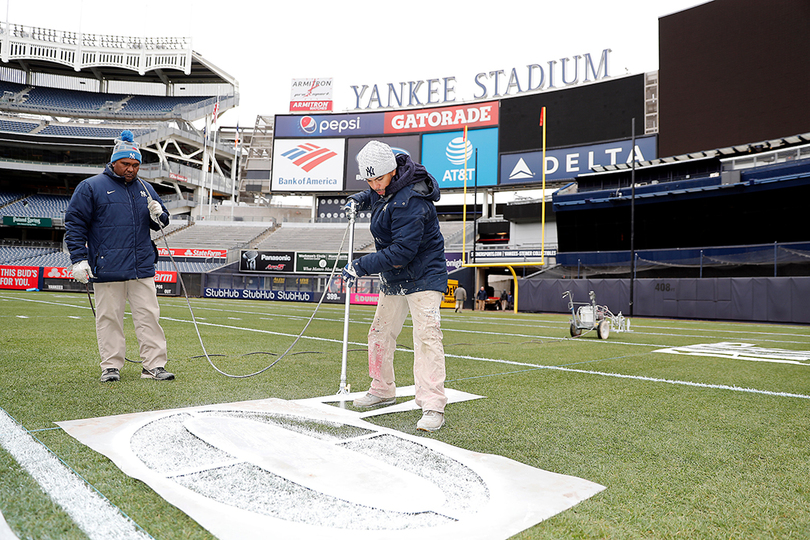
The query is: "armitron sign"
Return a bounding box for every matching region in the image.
[290,78,334,113]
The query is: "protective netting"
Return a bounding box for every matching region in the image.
[554,242,810,279]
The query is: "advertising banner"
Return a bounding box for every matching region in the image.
[43,266,73,280]
[274,112,386,138]
[154,271,179,296]
[41,266,83,292]
[240,250,295,273]
[271,139,346,192]
[289,78,334,113]
[383,101,499,134]
[445,252,464,273]
[314,291,344,304]
[421,128,499,189]
[3,216,52,227]
[204,288,315,302]
[295,252,349,274]
[350,292,379,305]
[499,135,657,185]
[158,247,227,259]
[0,266,39,289]
[442,279,459,309]
[345,135,422,192]
[468,248,556,262]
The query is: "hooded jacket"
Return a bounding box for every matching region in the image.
[64,164,168,283]
[351,154,447,295]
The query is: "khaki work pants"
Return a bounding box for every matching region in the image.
[367,290,447,413]
[93,277,168,371]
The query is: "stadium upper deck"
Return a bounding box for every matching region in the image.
[0,20,240,222]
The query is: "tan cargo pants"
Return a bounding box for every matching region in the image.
[93,277,168,371]
[366,290,447,413]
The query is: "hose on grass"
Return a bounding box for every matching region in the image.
[144,180,351,378]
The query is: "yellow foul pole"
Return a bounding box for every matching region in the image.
[462,125,469,264]
[541,106,547,266]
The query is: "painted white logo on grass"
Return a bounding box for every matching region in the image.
[58,397,604,540]
[655,342,810,366]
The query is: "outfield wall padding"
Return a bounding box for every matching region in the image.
[517,277,810,324]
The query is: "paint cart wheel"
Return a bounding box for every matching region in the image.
[570,322,582,337]
[596,319,610,339]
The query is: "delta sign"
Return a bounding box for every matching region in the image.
[499,135,657,185]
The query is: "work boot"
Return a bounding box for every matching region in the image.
[141,367,175,380]
[417,410,445,432]
[100,368,120,382]
[352,392,396,408]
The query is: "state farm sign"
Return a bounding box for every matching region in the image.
[157,247,227,259]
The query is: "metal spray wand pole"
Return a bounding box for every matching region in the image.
[338,200,357,396]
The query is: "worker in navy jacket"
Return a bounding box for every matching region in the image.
[65,131,175,383]
[343,140,448,432]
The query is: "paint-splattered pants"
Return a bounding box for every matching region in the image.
[94,277,168,371]
[367,290,447,413]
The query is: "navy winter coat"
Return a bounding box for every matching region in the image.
[351,154,447,295]
[64,164,168,283]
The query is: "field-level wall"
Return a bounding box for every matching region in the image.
[517,277,810,324]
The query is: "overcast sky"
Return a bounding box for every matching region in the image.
[6,0,708,127]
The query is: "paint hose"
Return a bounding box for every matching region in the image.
[143,180,351,378]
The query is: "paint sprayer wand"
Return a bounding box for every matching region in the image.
[338,200,357,397]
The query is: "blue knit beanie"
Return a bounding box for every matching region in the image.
[110,130,142,163]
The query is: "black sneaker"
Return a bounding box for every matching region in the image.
[141,367,175,381]
[100,368,120,382]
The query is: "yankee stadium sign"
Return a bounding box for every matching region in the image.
[349,49,611,110]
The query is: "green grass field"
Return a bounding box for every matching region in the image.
[1,289,809,539]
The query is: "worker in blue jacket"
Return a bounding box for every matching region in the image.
[343,140,448,431]
[64,131,175,383]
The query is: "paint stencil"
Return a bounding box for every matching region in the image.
[58,394,604,539]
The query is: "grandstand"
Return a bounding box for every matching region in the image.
[0,194,70,219]
[0,245,62,265]
[0,20,239,217]
[0,20,243,283]
[161,221,273,251]
[255,222,375,253]
[0,80,221,121]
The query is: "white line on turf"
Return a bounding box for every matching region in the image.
[0,410,152,540]
[158,301,810,345]
[159,317,810,401]
[4,293,808,396]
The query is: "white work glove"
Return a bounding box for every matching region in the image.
[341,260,360,286]
[148,199,164,223]
[342,198,358,212]
[71,260,93,284]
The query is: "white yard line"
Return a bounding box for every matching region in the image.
[0,409,152,540]
[5,293,808,400]
[160,317,810,401]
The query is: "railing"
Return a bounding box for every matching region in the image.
[0,22,192,76]
[138,161,233,194]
